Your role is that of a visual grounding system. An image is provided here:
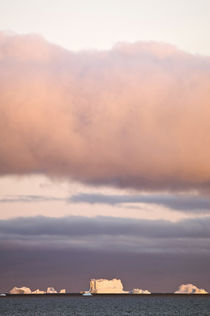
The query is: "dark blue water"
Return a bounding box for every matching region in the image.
[1,295,210,315]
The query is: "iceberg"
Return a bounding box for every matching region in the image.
[32,289,46,294]
[10,286,32,294]
[89,278,128,294]
[82,291,92,296]
[47,287,57,294]
[175,284,208,294]
[59,289,66,294]
[130,288,151,294]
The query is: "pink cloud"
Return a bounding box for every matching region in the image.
[0,32,210,191]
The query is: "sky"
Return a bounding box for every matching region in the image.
[0,0,210,293]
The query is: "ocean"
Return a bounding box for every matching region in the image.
[0,295,210,315]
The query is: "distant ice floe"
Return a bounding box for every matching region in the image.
[59,289,66,293]
[32,289,45,294]
[10,287,32,294]
[9,286,66,294]
[175,284,208,294]
[46,287,57,294]
[130,288,151,294]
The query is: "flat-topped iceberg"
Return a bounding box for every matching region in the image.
[9,286,66,294]
[89,278,128,294]
[175,284,208,294]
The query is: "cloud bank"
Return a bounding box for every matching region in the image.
[1,215,210,253]
[1,192,210,214]
[1,32,210,191]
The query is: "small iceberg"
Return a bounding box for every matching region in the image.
[82,292,92,296]
[175,284,208,294]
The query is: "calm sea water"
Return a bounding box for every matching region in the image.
[0,295,210,316]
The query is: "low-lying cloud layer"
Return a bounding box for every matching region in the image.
[1,192,210,214]
[0,194,62,203]
[1,32,210,191]
[70,193,210,213]
[1,215,210,253]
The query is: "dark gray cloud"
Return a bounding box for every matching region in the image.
[70,193,210,214]
[1,215,210,252]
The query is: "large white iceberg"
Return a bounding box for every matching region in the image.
[10,286,32,294]
[89,278,128,294]
[175,284,208,294]
[130,288,151,294]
